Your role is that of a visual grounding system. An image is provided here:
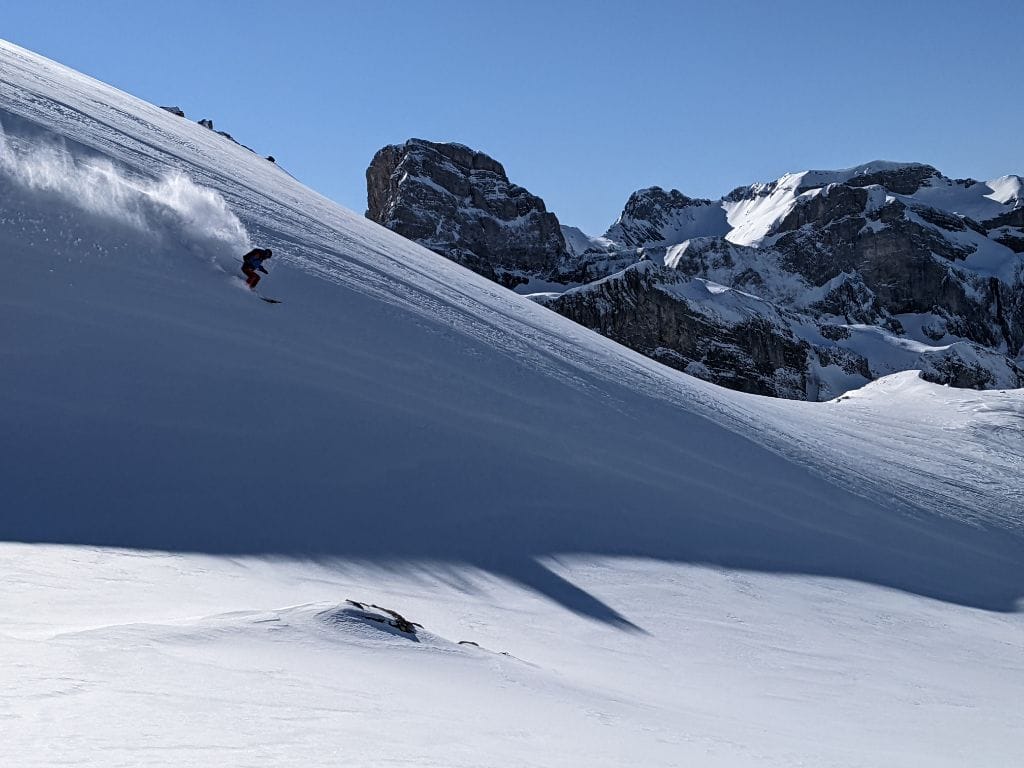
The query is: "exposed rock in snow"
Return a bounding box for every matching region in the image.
[197,116,254,152]
[804,161,940,195]
[339,600,423,636]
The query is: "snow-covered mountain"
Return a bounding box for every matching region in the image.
[545,165,1024,398]
[2,40,1023,767]
[368,141,1024,399]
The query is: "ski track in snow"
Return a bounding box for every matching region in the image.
[1,40,1023,767]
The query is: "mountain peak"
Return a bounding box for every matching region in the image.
[795,161,941,195]
[396,137,508,176]
[603,186,728,247]
[366,138,567,287]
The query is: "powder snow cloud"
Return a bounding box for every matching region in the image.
[0,116,250,262]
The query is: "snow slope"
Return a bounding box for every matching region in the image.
[1,40,1023,766]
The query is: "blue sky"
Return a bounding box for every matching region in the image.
[4,0,1022,234]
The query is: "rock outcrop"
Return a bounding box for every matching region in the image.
[537,262,811,398]
[539,261,1021,401]
[602,187,729,248]
[366,139,570,288]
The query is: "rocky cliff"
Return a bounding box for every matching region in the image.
[368,146,1024,399]
[366,139,569,288]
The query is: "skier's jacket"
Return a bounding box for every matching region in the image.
[242,248,271,274]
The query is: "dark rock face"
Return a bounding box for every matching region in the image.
[366,139,569,287]
[984,206,1024,254]
[160,106,185,118]
[808,275,879,324]
[763,194,1022,355]
[603,187,726,247]
[543,262,1022,400]
[814,345,871,380]
[993,232,1024,253]
[920,356,998,389]
[773,197,979,319]
[835,164,939,195]
[984,207,1024,230]
[775,185,870,233]
[542,264,811,399]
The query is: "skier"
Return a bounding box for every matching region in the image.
[240,247,272,290]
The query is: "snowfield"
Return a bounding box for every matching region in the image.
[1,40,1022,767]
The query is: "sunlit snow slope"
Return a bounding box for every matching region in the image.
[1,41,1022,767]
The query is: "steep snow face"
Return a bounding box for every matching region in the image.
[722,163,940,246]
[722,179,807,246]
[986,174,1023,206]
[906,172,1024,223]
[2,40,1023,767]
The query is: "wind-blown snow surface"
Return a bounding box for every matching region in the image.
[1,41,1023,766]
